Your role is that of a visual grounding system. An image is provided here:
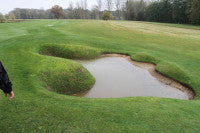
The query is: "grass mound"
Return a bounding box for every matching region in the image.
[132,52,158,64]
[38,44,101,95]
[39,57,95,95]
[156,61,191,87]
[39,44,102,60]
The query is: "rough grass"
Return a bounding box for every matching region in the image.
[0,20,200,132]
[156,62,191,86]
[132,52,158,64]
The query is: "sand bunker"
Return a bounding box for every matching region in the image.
[73,54,194,100]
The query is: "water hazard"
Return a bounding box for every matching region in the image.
[75,55,193,100]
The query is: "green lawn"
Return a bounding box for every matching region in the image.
[0,20,200,132]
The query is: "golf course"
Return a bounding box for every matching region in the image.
[1,19,200,132]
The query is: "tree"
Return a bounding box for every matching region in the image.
[3,0,200,25]
[12,8,21,19]
[82,0,88,10]
[9,12,16,20]
[135,0,146,21]
[106,0,113,11]
[0,13,4,19]
[189,0,200,24]
[67,2,75,19]
[123,0,136,20]
[115,0,123,19]
[96,0,102,19]
[145,1,159,21]
[50,5,65,19]
[102,11,113,20]
[144,0,173,22]
[80,0,88,19]
[4,14,9,19]
[158,0,173,22]
[97,0,102,11]
[91,5,99,19]
[0,13,7,23]
[172,0,189,23]
[74,1,84,19]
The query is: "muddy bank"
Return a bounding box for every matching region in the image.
[73,54,195,100]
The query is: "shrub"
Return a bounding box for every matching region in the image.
[0,18,7,23]
[102,11,113,20]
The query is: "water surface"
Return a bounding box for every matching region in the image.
[78,57,189,100]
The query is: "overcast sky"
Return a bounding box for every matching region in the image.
[0,0,100,15]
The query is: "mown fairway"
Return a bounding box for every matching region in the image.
[0,20,200,132]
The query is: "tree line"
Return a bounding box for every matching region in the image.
[123,0,200,25]
[0,0,200,25]
[144,0,200,25]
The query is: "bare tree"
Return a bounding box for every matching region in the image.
[96,0,102,19]
[115,0,123,19]
[96,0,102,11]
[0,13,4,20]
[81,0,88,19]
[83,0,88,10]
[68,2,74,19]
[76,1,80,9]
[68,2,74,10]
[90,5,99,19]
[106,0,113,12]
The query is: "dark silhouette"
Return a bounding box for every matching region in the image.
[0,61,14,100]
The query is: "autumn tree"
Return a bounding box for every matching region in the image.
[102,11,113,20]
[9,12,16,20]
[51,5,65,19]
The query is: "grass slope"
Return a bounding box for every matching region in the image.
[0,20,200,132]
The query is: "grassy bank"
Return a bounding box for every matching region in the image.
[0,20,200,132]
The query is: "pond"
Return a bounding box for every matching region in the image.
[74,54,194,100]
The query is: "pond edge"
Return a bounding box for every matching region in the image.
[74,53,195,100]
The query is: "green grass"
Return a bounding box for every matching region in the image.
[39,44,101,94]
[39,44,102,60]
[0,19,200,132]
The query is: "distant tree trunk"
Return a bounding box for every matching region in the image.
[96,0,102,19]
[115,0,123,19]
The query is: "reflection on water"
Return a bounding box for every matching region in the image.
[78,57,189,100]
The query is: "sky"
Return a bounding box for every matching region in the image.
[0,0,99,15]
